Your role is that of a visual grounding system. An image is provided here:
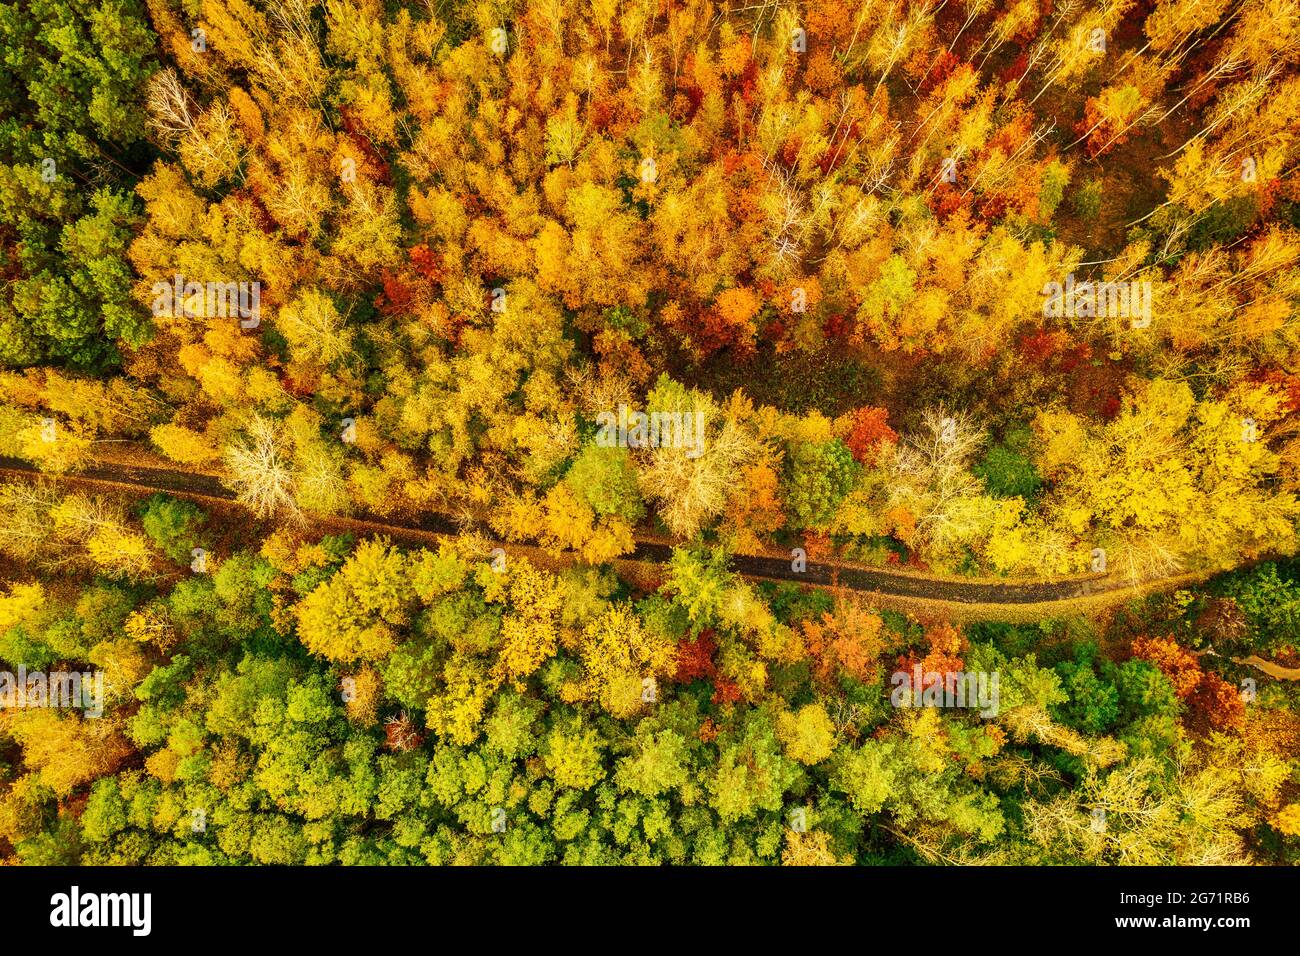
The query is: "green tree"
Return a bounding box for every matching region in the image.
[783,439,860,529]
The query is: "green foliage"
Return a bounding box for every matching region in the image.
[1052,645,1120,734]
[564,444,645,523]
[1072,178,1103,220]
[1218,561,1300,653]
[139,494,206,563]
[782,439,860,529]
[665,547,735,629]
[973,443,1042,501]
[0,0,1295,872]
[0,0,156,366]
[1039,159,1070,221]
[0,530,1281,867]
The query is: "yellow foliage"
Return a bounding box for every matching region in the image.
[0,582,46,633]
[293,538,413,662]
[777,703,837,765]
[151,423,221,465]
[494,562,565,685]
[563,605,677,718]
[1275,804,1300,837]
[5,710,133,797]
[782,829,851,865]
[344,666,382,726]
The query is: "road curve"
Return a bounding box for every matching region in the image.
[0,455,1152,606]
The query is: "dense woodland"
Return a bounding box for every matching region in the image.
[0,0,1298,865]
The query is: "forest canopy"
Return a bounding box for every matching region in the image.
[0,0,1298,867]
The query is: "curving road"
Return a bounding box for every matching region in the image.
[7,455,1293,678]
[0,455,1174,607]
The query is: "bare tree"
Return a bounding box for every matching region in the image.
[223,415,300,518]
[145,68,196,145]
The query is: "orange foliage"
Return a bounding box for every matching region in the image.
[802,599,887,684]
[1131,635,1203,698]
[1189,671,1246,732]
[674,629,718,684]
[897,622,966,687]
[844,406,898,464]
[727,460,786,540]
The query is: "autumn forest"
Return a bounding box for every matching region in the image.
[0,0,1298,869]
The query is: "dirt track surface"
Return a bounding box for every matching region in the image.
[1,454,1139,606]
[11,456,1297,676]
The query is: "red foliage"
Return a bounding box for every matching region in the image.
[711,677,744,706]
[338,109,393,185]
[822,311,852,340]
[374,269,415,316]
[999,51,1030,85]
[928,182,966,221]
[844,405,899,464]
[1131,635,1203,698]
[589,96,619,131]
[922,50,961,91]
[674,630,745,705]
[675,630,718,684]
[817,121,860,175]
[279,368,319,398]
[409,244,443,283]
[1134,634,1247,733]
[691,306,756,357]
[896,622,966,691]
[1252,369,1300,413]
[1055,341,1092,373]
[976,193,1012,220]
[781,136,803,168]
[1189,672,1246,732]
[383,713,423,752]
[734,58,760,107]
[764,317,790,346]
[987,115,1032,157]
[1019,329,1065,365]
[802,533,834,564]
[1259,177,1283,217]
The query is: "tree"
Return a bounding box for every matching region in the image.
[843,406,898,465]
[294,538,414,662]
[224,416,298,518]
[563,604,676,718]
[563,444,644,524]
[543,718,606,790]
[638,379,762,538]
[709,711,800,824]
[973,443,1042,501]
[139,494,205,563]
[783,438,860,529]
[0,0,155,367]
[1023,756,1250,865]
[278,289,354,367]
[5,710,134,797]
[776,703,837,765]
[782,829,851,866]
[614,726,691,798]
